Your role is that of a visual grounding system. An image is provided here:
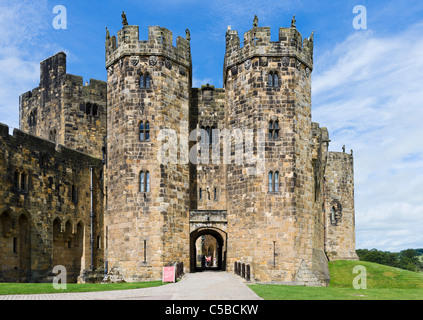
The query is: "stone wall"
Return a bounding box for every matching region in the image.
[19,52,107,159]
[189,86,226,211]
[324,151,358,260]
[0,123,104,283]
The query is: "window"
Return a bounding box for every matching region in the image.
[200,125,216,146]
[20,173,27,192]
[29,110,37,126]
[214,187,217,200]
[13,171,19,189]
[139,73,151,89]
[140,170,150,193]
[41,154,47,168]
[269,171,279,193]
[13,171,28,192]
[199,188,202,200]
[85,103,99,116]
[268,120,280,140]
[85,103,92,115]
[268,71,279,87]
[49,129,56,143]
[71,185,78,203]
[139,121,150,141]
[274,171,279,192]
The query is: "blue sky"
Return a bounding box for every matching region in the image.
[1,0,423,252]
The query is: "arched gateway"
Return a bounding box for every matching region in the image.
[189,210,227,272]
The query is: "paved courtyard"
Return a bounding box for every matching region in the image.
[0,271,262,300]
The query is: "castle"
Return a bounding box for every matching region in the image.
[0,13,358,286]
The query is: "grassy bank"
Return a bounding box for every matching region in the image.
[0,281,167,295]
[249,260,423,300]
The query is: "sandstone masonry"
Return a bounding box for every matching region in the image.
[0,14,357,285]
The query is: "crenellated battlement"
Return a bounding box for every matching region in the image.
[105,22,191,69]
[224,16,314,80]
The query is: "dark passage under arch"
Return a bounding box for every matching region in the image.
[190,227,227,272]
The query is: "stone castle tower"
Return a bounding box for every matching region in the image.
[104,20,192,281]
[0,13,357,285]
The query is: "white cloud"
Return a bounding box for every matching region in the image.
[312,22,423,251]
[0,0,50,129]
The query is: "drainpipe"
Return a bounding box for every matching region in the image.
[90,166,94,271]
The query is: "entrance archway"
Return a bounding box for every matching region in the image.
[190,227,226,272]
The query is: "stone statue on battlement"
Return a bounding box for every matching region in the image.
[253,15,259,28]
[291,14,296,28]
[122,11,128,26]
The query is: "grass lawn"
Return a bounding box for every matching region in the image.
[0,281,168,295]
[248,260,423,300]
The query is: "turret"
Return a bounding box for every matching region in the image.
[104,12,192,282]
[224,15,314,85]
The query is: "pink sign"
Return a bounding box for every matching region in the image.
[163,266,175,283]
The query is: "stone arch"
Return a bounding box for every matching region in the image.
[0,207,13,237]
[17,213,31,282]
[190,227,227,272]
[0,208,14,280]
[52,217,84,282]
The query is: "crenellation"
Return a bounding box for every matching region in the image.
[106,25,191,70]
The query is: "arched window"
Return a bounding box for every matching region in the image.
[268,72,273,87]
[20,173,27,192]
[269,171,273,192]
[273,72,279,87]
[331,206,337,225]
[273,120,279,139]
[140,171,145,192]
[146,171,150,192]
[145,73,150,88]
[140,74,144,88]
[49,129,57,143]
[268,71,279,87]
[274,171,279,192]
[13,171,20,189]
[268,120,273,139]
[140,170,150,193]
[269,171,279,193]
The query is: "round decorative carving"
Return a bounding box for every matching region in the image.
[244,59,252,70]
[282,57,289,67]
[149,56,157,66]
[165,58,172,70]
[305,67,310,78]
